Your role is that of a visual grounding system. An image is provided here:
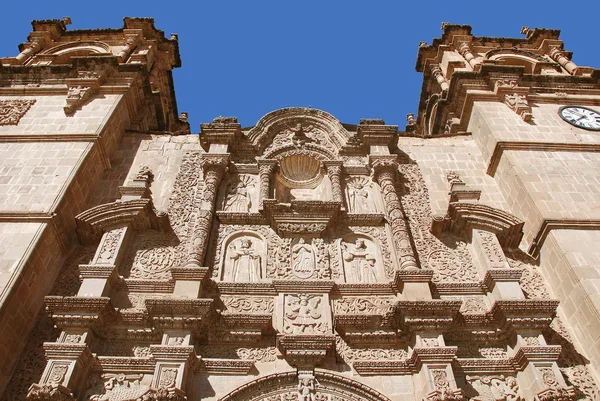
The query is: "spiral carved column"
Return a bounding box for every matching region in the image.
[371,157,418,270]
[185,154,228,268]
[325,161,344,208]
[258,160,277,210]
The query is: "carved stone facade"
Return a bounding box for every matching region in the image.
[0,19,600,401]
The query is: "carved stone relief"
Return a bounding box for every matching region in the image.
[333,297,395,315]
[339,235,384,283]
[220,233,266,282]
[221,296,274,314]
[197,338,277,362]
[0,99,36,126]
[122,231,179,280]
[94,227,126,265]
[222,174,257,212]
[84,373,149,401]
[505,252,550,299]
[466,375,523,401]
[426,235,479,283]
[211,224,277,279]
[291,238,317,279]
[345,177,379,213]
[335,336,408,363]
[284,294,329,335]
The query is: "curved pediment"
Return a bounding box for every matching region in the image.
[247,107,353,156]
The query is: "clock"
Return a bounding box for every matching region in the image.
[559,106,600,131]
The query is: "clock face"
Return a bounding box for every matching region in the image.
[559,106,600,131]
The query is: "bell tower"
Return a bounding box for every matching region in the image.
[416,23,600,399]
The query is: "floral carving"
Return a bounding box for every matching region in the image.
[333,297,395,315]
[125,232,177,279]
[0,100,36,125]
[335,336,408,362]
[222,296,274,314]
[95,227,126,264]
[427,239,478,283]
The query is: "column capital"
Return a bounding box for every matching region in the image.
[200,153,230,175]
[369,155,399,176]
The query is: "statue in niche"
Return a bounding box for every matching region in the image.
[228,238,262,282]
[291,238,315,279]
[342,238,378,283]
[223,175,253,212]
[347,178,375,213]
[285,294,323,334]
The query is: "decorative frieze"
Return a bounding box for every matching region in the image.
[0,99,36,125]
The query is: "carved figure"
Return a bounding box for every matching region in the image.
[292,239,315,278]
[342,239,378,283]
[285,294,323,334]
[348,181,374,213]
[224,181,251,212]
[229,238,262,282]
[298,378,315,401]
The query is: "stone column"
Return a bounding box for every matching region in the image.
[257,159,276,210]
[185,154,228,268]
[145,333,194,401]
[430,65,449,92]
[549,47,578,75]
[457,42,478,69]
[472,229,526,301]
[77,225,131,297]
[117,31,142,62]
[15,38,43,64]
[371,157,418,270]
[324,161,344,208]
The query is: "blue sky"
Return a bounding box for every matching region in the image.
[1,1,599,131]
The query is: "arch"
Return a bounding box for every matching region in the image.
[264,144,337,162]
[74,198,169,244]
[219,370,392,401]
[431,202,524,249]
[247,107,353,154]
[484,49,548,74]
[40,41,111,56]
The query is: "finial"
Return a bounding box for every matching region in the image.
[406,113,415,123]
[170,33,178,41]
[419,41,427,47]
[63,17,72,26]
[179,112,188,122]
[520,26,531,36]
[441,22,450,30]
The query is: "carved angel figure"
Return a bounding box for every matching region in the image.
[342,239,377,283]
[229,238,262,282]
[285,294,322,334]
[298,378,315,401]
[291,239,315,278]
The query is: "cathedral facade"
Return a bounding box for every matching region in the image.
[0,18,599,401]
